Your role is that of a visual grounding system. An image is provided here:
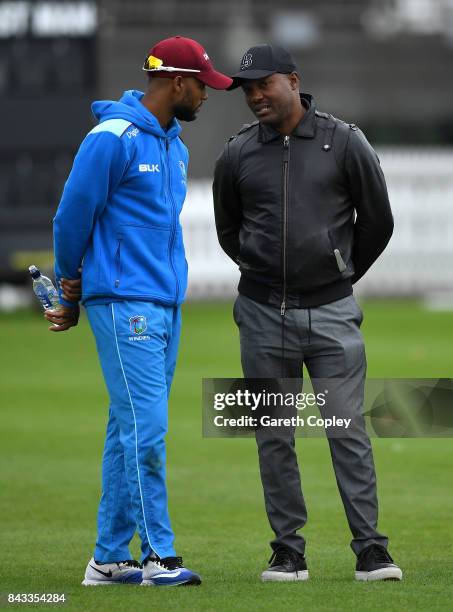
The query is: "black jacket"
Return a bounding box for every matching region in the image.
[213,94,394,309]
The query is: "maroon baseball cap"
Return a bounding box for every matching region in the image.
[142,36,232,90]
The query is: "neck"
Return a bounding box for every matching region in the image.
[275,98,305,135]
[141,89,173,130]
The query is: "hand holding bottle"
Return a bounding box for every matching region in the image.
[46,276,82,331]
[44,304,80,332]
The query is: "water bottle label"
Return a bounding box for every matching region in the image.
[48,288,58,303]
[35,285,53,309]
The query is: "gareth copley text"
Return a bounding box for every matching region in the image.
[213,414,352,429]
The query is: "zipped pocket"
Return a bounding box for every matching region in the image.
[333,248,347,273]
[109,225,177,298]
[287,229,350,290]
[114,239,122,288]
[327,230,347,273]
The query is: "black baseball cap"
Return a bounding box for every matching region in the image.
[228,44,297,90]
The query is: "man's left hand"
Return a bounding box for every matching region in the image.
[60,276,82,302]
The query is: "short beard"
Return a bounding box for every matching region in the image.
[174,103,197,122]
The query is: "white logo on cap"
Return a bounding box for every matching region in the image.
[203,52,209,61]
[241,53,253,69]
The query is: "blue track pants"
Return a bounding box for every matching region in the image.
[86,300,181,562]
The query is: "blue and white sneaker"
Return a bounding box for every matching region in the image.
[82,557,142,585]
[141,554,201,587]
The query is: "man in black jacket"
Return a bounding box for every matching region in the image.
[213,44,402,583]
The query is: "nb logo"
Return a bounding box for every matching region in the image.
[139,164,160,172]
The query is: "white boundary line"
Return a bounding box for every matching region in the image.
[110,303,155,554]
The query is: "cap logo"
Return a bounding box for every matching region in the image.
[142,53,201,74]
[145,55,163,70]
[241,53,253,70]
[203,52,209,61]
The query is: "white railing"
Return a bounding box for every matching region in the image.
[181,148,453,298]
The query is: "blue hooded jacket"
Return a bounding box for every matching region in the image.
[53,90,189,307]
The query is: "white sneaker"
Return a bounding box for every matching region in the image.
[141,555,201,587]
[82,557,142,585]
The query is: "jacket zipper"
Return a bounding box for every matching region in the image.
[166,139,179,303]
[281,135,290,316]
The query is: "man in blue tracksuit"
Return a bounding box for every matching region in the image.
[45,36,232,586]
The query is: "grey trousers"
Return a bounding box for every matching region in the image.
[233,293,388,556]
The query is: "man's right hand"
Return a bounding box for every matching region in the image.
[44,304,80,332]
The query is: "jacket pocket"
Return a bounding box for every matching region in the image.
[326,230,348,273]
[111,225,175,298]
[288,229,350,290]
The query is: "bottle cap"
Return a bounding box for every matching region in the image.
[29,265,41,279]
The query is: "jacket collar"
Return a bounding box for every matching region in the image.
[258,93,316,143]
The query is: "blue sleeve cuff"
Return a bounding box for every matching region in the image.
[58,294,79,309]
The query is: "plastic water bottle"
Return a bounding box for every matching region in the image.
[29,265,60,310]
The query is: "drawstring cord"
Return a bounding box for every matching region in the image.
[281,311,286,378]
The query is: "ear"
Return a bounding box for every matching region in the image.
[288,72,300,91]
[173,75,185,94]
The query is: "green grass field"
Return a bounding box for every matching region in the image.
[1,300,452,611]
